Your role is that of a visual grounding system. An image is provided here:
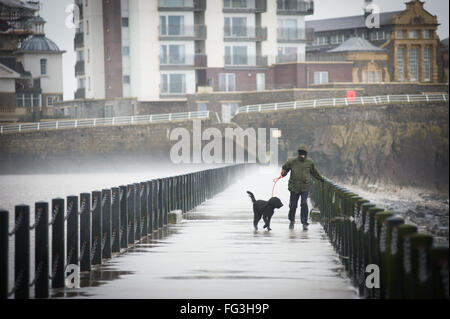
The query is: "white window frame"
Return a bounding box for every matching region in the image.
[314,71,329,84]
[219,73,236,92]
[160,73,186,94]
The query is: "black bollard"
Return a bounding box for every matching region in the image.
[66,196,79,267]
[410,233,433,298]
[119,186,128,249]
[51,198,65,288]
[15,205,30,299]
[134,183,141,241]
[79,193,91,272]
[398,224,418,298]
[429,246,449,299]
[153,180,159,232]
[34,202,49,298]
[127,184,135,244]
[0,210,7,299]
[158,179,163,229]
[91,191,102,265]
[147,181,153,235]
[101,189,112,259]
[383,216,405,299]
[111,187,120,253]
[140,182,147,238]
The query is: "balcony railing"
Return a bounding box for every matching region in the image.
[277,0,314,15]
[159,24,207,39]
[194,54,207,68]
[158,0,205,10]
[224,26,267,41]
[276,54,299,63]
[223,0,267,12]
[277,27,314,42]
[74,32,84,50]
[75,60,85,76]
[225,55,268,67]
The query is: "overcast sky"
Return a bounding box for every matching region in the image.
[38,0,449,101]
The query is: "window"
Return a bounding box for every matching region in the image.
[224,0,247,8]
[47,95,60,106]
[371,30,385,41]
[16,93,41,107]
[123,75,130,84]
[397,30,404,39]
[197,103,207,111]
[122,46,130,56]
[122,17,129,27]
[159,15,184,36]
[224,17,247,37]
[40,59,47,75]
[160,44,186,64]
[277,46,297,62]
[424,47,430,81]
[423,30,431,39]
[225,46,247,65]
[409,47,418,81]
[76,50,84,61]
[368,71,374,83]
[278,18,297,40]
[409,30,419,39]
[160,73,186,94]
[86,20,89,35]
[316,36,328,45]
[219,73,236,91]
[314,72,328,84]
[78,77,86,89]
[397,47,405,81]
[376,71,381,83]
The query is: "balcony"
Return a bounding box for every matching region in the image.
[223,0,267,13]
[194,54,207,68]
[158,0,206,11]
[277,27,314,42]
[74,32,84,50]
[277,0,314,15]
[74,88,85,100]
[224,26,267,41]
[224,55,268,67]
[276,54,299,63]
[159,25,207,40]
[75,60,85,77]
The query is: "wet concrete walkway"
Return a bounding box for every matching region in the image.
[53,167,357,299]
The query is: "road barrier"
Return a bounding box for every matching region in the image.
[310,178,449,299]
[0,164,247,299]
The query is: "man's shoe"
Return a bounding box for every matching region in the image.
[303,223,309,230]
[289,221,295,229]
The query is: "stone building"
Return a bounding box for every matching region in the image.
[306,0,445,83]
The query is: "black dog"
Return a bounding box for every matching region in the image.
[247,191,283,231]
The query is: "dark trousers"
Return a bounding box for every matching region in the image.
[289,191,309,224]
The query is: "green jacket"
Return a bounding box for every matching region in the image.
[282,156,323,194]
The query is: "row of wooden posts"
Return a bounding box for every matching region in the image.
[310,178,449,299]
[0,164,247,299]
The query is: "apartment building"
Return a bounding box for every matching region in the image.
[73,0,314,101]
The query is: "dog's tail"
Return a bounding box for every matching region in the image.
[246,191,256,203]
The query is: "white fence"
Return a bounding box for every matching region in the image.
[236,94,449,115]
[0,111,210,135]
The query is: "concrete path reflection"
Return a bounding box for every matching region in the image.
[52,167,357,299]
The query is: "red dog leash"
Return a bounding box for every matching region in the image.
[272,175,283,197]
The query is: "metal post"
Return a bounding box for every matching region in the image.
[91,191,102,265]
[398,224,418,298]
[127,184,135,244]
[410,233,433,298]
[101,189,112,259]
[430,246,449,299]
[51,198,65,288]
[383,216,404,299]
[134,183,141,241]
[15,205,30,299]
[0,210,7,299]
[80,193,91,272]
[111,187,120,253]
[158,179,163,229]
[374,211,393,299]
[34,202,49,298]
[66,196,79,267]
[119,186,128,249]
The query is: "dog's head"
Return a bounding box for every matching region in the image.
[268,197,283,209]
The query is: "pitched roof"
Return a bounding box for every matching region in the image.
[327,37,386,53]
[306,11,402,33]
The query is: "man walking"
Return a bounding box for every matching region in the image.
[280,144,324,230]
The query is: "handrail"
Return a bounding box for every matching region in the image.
[0,111,210,135]
[235,94,449,116]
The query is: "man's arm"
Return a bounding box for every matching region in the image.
[311,162,324,182]
[281,160,291,177]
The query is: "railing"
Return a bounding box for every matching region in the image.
[158,24,206,39]
[74,32,84,50]
[0,111,210,135]
[74,60,85,76]
[223,0,267,12]
[277,0,314,14]
[277,27,314,42]
[224,26,267,40]
[236,94,449,115]
[224,54,268,67]
[0,164,248,299]
[310,177,449,299]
